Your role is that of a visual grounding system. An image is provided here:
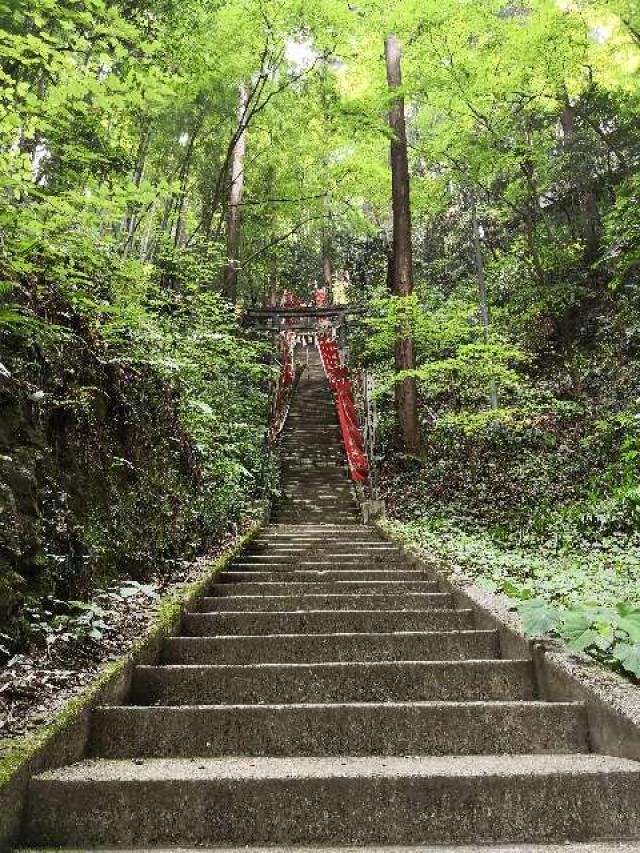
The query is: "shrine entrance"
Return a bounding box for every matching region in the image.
[244,303,380,512]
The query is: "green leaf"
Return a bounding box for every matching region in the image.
[613,643,640,678]
[517,599,560,636]
[567,629,600,653]
[616,609,640,643]
[557,609,594,643]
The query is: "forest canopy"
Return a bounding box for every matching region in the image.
[1,0,640,682]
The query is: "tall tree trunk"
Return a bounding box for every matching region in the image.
[121,127,151,256]
[470,196,498,410]
[560,96,601,264]
[174,123,200,249]
[321,199,333,295]
[223,84,249,302]
[385,34,420,454]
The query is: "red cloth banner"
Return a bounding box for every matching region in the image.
[269,333,295,442]
[317,335,370,483]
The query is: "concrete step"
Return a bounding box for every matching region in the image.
[233,557,405,567]
[162,629,499,664]
[247,538,395,547]
[131,660,534,704]
[209,581,440,595]
[245,542,405,562]
[220,570,431,583]
[267,521,364,537]
[272,523,362,528]
[25,754,640,846]
[182,608,475,636]
[244,545,401,554]
[250,535,389,544]
[195,593,453,613]
[91,700,588,758]
[230,559,408,568]
[48,845,640,852]
[273,519,361,526]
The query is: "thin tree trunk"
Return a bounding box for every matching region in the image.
[385,34,421,454]
[470,196,498,410]
[174,126,199,249]
[560,97,602,263]
[223,84,249,302]
[321,199,333,294]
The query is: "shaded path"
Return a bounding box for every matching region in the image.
[21,345,640,848]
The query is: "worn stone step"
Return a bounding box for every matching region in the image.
[245,545,400,554]
[91,700,588,759]
[230,559,407,568]
[221,570,430,583]
[274,518,360,525]
[248,542,393,551]
[131,659,533,705]
[248,543,390,551]
[162,629,499,664]
[278,485,352,491]
[267,522,372,536]
[25,754,640,846]
[52,845,640,852]
[196,593,452,613]
[182,608,475,636]
[273,519,360,525]
[250,537,394,544]
[209,581,440,596]
[234,556,404,567]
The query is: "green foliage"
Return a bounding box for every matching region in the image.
[517,599,640,678]
[387,516,640,680]
[356,294,530,412]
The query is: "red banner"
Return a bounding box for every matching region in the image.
[269,333,294,442]
[317,335,370,483]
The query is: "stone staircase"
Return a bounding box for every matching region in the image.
[21,346,640,849]
[273,349,359,525]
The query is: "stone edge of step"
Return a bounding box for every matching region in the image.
[376,522,640,763]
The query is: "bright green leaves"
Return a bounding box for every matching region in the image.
[359,293,529,410]
[517,598,640,679]
[614,642,640,678]
[517,598,561,636]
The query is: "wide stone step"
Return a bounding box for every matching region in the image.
[221,570,430,583]
[91,700,588,758]
[182,608,475,636]
[60,844,640,852]
[248,544,391,551]
[196,593,453,613]
[230,559,408,569]
[267,525,368,532]
[250,534,389,543]
[131,660,534,704]
[245,545,401,554]
[235,556,405,567]
[247,542,395,552]
[210,581,440,595]
[274,518,361,525]
[279,504,357,513]
[25,754,640,846]
[162,629,499,664]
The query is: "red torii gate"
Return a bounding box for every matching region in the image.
[254,298,370,485]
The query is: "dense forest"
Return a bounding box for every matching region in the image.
[1,0,639,702]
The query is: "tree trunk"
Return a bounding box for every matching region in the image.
[385,34,420,454]
[560,97,601,264]
[470,196,498,409]
[223,84,249,302]
[321,201,334,295]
